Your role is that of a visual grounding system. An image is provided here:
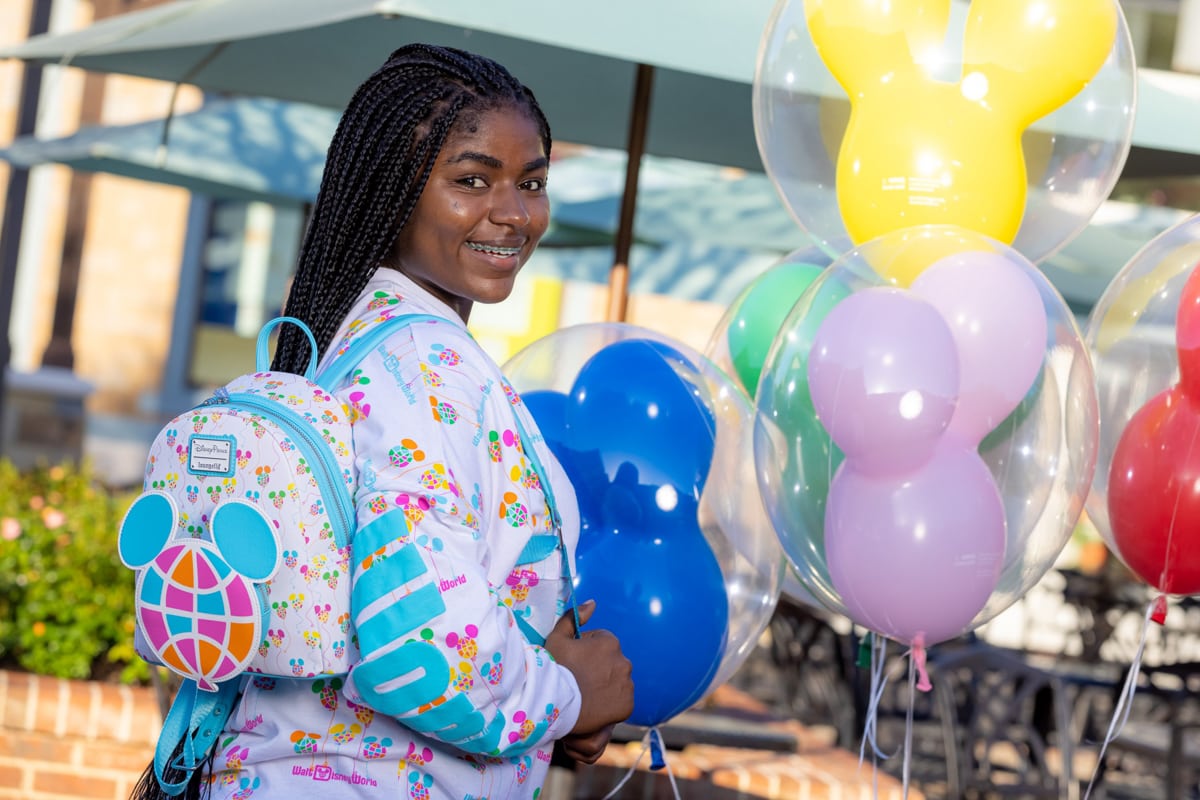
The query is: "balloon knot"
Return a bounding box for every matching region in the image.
[912,645,933,693]
[1151,594,1169,626]
[649,728,666,771]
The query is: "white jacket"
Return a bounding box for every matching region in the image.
[206,269,582,799]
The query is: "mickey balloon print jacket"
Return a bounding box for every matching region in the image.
[205,270,583,800]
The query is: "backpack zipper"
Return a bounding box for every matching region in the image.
[201,392,355,550]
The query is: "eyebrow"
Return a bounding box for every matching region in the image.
[444,151,550,172]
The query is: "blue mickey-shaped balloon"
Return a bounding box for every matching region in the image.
[520,339,729,726]
[573,514,729,727]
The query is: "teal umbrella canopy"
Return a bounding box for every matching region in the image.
[0,97,336,205]
[5,0,1200,166]
[0,0,774,172]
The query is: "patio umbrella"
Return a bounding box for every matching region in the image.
[0,0,778,320]
[0,96,334,206]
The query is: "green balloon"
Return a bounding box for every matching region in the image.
[758,273,853,583]
[727,262,827,397]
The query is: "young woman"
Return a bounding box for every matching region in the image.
[135,42,634,800]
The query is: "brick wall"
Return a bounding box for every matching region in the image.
[0,670,162,800]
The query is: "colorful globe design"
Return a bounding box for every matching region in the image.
[135,540,264,691]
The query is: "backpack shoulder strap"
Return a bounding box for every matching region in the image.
[153,679,240,796]
[315,313,444,392]
[508,403,582,639]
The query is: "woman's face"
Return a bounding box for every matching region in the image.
[388,105,550,321]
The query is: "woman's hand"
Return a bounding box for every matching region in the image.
[544,600,635,740]
[558,724,617,764]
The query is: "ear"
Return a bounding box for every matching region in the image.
[118,491,177,569]
[211,500,281,581]
[962,0,1117,126]
[806,0,951,95]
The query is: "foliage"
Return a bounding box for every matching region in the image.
[0,458,149,684]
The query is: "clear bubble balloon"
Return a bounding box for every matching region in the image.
[753,0,1136,266]
[504,323,785,720]
[1085,214,1200,596]
[755,225,1097,646]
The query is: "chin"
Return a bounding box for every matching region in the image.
[476,293,514,307]
[475,280,518,305]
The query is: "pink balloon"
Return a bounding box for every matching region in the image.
[825,439,1007,646]
[911,251,1047,444]
[807,286,960,476]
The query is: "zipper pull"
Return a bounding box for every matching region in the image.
[202,387,230,406]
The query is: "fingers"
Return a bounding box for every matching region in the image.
[573,598,597,628]
[564,743,603,765]
[550,599,595,639]
[561,724,617,765]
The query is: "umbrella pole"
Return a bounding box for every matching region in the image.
[605,63,654,323]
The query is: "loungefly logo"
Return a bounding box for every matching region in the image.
[187,435,234,476]
[292,764,377,786]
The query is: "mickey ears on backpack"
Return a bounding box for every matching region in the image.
[119,491,281,581]
[211,502,281,581]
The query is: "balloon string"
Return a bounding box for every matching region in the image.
[599,728,681,800]
[652,728,683,800]
[902,653,917,800]
[860,635,900,764]
[1082,595,1162,800]
[600,733,648,800]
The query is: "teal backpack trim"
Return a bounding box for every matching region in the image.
[316,313,443,391]
[255,316,319,380]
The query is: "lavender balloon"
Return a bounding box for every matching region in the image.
[911,251,1048,444]
[807,286,960,476]
[757,225,1095,645]
[825,439,1007,646]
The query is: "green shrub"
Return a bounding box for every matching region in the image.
[0,459,149,684]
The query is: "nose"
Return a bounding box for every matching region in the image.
[490,185,531,227]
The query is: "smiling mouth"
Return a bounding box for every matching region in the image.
[467,242,522,258]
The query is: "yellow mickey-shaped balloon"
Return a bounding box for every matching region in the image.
[807,0,1118,256]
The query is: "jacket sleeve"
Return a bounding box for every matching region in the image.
[337,322,582,757]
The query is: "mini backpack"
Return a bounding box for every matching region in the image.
[118,313,439,795]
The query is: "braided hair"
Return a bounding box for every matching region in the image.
[271,43,552,373]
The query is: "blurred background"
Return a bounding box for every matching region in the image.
[1,0,1199,489]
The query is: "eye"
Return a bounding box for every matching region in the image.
[456,175,487,189]
[521,177,547,192]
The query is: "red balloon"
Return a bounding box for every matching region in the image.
[1107,386,1200,594]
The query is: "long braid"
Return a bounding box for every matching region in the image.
[272,43,552,373]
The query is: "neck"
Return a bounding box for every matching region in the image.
[376,264,471,323]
